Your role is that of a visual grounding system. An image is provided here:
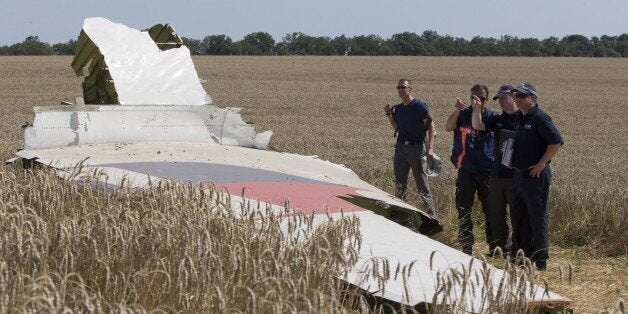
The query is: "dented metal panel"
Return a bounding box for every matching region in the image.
[23,105,272,150]
[70,18,211,106]
[15,141,569,311]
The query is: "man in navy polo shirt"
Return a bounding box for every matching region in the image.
[445,84,497,255]
[509,82,563,270]
[471,84,518,256]
[384,79,438,217]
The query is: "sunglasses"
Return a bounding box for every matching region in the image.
[396,85,410,90]
[515,93,530,98]
[471,95,488,102]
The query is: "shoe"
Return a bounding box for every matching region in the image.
[535,260,547,271]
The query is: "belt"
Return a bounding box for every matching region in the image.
[398,140,422,145]
[514,168,528,173]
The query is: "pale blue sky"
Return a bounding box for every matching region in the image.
[1,0,626,45]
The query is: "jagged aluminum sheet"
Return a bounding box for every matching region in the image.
[23,105,272,150]
[16,141,570,311]
[72,17,211,106]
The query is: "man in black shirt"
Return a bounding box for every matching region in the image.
[384,79,438,217]
[471,84,518,257]
[509,82,563,270]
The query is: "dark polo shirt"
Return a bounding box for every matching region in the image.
[394,98,431,144]
[450,107,497,173]
[512,104,564,169]
[484,112,517,178]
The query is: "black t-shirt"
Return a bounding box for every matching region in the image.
[512,105,564,169]
[394,98,431,143]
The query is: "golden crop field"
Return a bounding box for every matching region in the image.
[0,56,626,312]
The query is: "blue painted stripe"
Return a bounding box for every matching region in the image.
[93,161,334,185]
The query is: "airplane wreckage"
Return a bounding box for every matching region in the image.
[11,18,571,312]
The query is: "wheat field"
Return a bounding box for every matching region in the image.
[0,56,626,312]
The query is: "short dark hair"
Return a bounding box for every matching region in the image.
[398,79,412,88]
[471,84,489,96]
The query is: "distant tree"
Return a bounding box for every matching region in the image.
[1,31,626,57]
[53,39,77,55]
[0,45,10,55]
[590,37,608,57]
[615,33,628,57]
[559,34,593,56]
[280,32,336,55]
[241,32,275,55]
[437,35,457,56]
[349,35,390,55]
[273,41,290,55]
[181,37,203,55]
[313,37,336,55]
[520,38,545,56]
[229,41,244,55]
[420,30,443,55]
[467,36,494,56]
[542,36,560,56]
[330,35,352,55]
[597,35,621,57]
[281,32,313,55]
[497,35,522,56]
[389,32,422,55]
[202,35,233,55]
[10,36,53,55]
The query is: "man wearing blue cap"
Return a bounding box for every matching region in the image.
[445,84,497,255]
[509,82,563,270]
[471,85,518,257]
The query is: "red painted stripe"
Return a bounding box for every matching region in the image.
[456,126,468,169]
[215,182,366,214]
[456,126,482,169]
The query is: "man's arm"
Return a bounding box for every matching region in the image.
[471,97,486,131]
[528,143,561,177]
[444,97,466,132]
[384,103,398,131]
[424,118,435,156]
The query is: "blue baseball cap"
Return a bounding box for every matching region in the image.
[511,82,538,97]
[492,84,515,100]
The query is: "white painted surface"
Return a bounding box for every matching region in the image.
[17,142,414,213]
[342,211,567,310]
[81,17,212,106]
[16,142,571,310]
[23,105,272,150]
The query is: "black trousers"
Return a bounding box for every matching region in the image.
[487,177,513,254]
[510,167,551,266]
[455,169,492,255]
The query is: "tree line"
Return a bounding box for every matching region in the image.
[2,31,627,57]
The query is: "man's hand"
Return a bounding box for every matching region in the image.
[426,146,435,157]
[528,162,546,178]
[455,97,466,110]
[384,103,393,116]
[470,95,482,111]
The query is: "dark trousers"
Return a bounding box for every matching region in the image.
[509,166,551,266]
[487,177,513,254]
[455,169,492,255]
[393,143,437,216]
